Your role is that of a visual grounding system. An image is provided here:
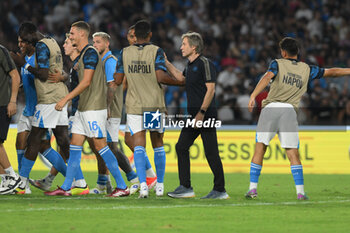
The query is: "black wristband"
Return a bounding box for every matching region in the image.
[199,109,206,114]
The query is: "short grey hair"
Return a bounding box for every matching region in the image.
[181,31,203,54]
[92,32,111,42]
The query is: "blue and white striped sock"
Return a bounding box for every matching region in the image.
[42,147,67,176]
[134,146,147,183]
[61,145,82,191]
[99,146,127,189]
[97,174,108,186]
[154,146,166,183]
[145,154,152,170]
[249,162,262,190]
[291,164,305,194]
[126,170,138,181]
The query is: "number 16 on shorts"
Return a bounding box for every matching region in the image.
[88,121,98,131]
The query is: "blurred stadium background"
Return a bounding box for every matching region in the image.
[1,0,350,126]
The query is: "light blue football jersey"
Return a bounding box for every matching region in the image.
[21,54,37,116]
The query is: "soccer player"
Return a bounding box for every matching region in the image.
[0,44,21,195]
[10,22,70,193]
[13,26,68,194]
[91,31,139,194]
[114,20,184,198]
[165,32,229,199]
[46,21,129,197]
[245,37,350,200]
[123,25,158,192]
[29,34,89,194]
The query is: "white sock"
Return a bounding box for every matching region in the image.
[296,185,305,195]
[4,167,16,176]
[74,179,87,187]
[146,168,156,178]
[249,182,258,190]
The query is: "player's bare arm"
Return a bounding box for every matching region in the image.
[10,50,49,82]
[114,72,124,85]
[55,69,94,111]
[248,71,275,112]
[156,70,185,86]
[48,69,68,83]
[107,82,117,118]
[164,55,186,83]
[323,68,350,78]
[7,68,20,117]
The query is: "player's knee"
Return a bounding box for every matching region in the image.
[175,141,187,153]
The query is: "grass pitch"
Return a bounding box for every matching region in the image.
[1,171,350,233]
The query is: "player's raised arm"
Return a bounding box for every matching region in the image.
[323,68,350,78]
[164,53,186,83]
[155,48,184,85]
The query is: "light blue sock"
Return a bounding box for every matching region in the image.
[154,146,166,183]
[250,162,262,183]
[291,165,304,185]
[99,146,127,189]
[75,165,85,181]
[61,145,82,191]
[97,174,108,186]
[19,157,35,178]
[42,148,67,176]
[134,146,147,183]
[126,170,138,181]
[145,154,152,170]
[16,149,25,172]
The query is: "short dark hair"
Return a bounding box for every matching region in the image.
[18,22,38,46]
[134,20,151,39]
[279,37,299,56]
[71,21,90,36]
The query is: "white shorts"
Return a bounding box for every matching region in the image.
[256,102,299,148]
[32,104,68,128]
[72,110,107,138]
[127,114,165,136]
[124,120,130,133]
[106,118,121,142]
[68,115,75,138]
[17,114,33,133]
[17,114,52,140]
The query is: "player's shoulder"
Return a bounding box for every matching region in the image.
[198,55,214,67]
[84,46,99,56]
[0,44,8,57]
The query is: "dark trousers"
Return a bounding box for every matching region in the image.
[175,126,225,192]
[0,106,11,143]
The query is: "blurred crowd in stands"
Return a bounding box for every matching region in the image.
[1,0,350,125]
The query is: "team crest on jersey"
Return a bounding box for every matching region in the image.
[143,110,162,129]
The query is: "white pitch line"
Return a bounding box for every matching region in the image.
[3,199,350,213]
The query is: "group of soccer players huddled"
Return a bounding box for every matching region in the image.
[3,17,348,201]
[0,20,169,198]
